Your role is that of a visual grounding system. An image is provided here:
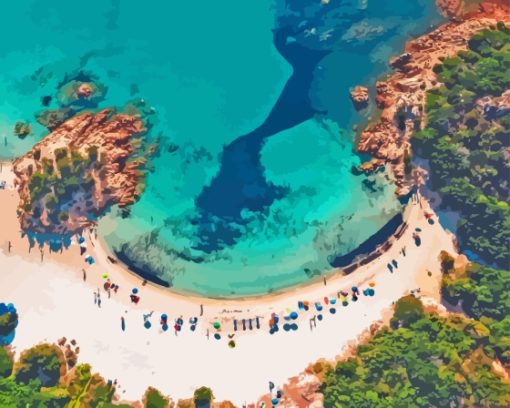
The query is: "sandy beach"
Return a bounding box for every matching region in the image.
[0,161,457,405]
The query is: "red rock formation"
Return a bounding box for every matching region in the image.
[350,86,369,109]
[356,1,510,196]
[13,109,151,235]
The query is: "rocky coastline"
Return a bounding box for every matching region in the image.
[356,0,510,196]
[13,108,156,237]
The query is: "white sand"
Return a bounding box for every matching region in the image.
[0,163,456,405]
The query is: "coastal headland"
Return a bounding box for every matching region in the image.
[1,0,509,405]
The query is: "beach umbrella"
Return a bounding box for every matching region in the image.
[132,288,139,294]
[161,313,167,320]
[369,282,375,287]
[190,325,196,331]
[228,340,236,348]
[283,324,290,332]
[342,301,348,307]
[369,289,375,296]
[272,398,279,405]
[290,311,298,320]
[415,227,422,232]
[214,333,221,340]
[351,286,358,292]
[213,322,221,330]
[162,324,168,331]
[352,296,358,302]
[144,321,151,329]
[317,314,323,321]
[329,308,336,314]
[291,323,298,331]
[330,298,337,305]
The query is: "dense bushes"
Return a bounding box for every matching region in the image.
[412,23,510,267]
[15,344,65,387]
[320,297,510,407]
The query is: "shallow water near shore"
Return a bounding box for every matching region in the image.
[0,1,443,297]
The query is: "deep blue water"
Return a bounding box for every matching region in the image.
[0,0,444,297]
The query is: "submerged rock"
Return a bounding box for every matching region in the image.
[13,121,32,138]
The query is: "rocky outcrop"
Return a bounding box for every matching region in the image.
[350,86,369,109]
[436,0,464,18]
[356,1,510,196]
[13,108,154,236]
[476,89,510,119]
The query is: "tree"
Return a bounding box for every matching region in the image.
[193,386,213,408]
[390,295,425,329]
[0,347,13,378]
[15,343,65,387]
[143,386,170,408]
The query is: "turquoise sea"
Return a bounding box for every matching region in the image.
[0,1,444,297]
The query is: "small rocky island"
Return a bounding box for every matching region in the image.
[13,107,155,236]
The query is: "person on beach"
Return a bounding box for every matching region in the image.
[98,296,102,308]
[200,304,203,316]
[8,240,11,253]
[323,277,327,286]
[401,246,406,256]
[40,248,44,262]
[82,269,87,281]
[94,291,97,305]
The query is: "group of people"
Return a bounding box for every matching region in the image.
[81,203,434,351]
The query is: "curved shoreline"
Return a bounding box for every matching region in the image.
[0,159,458,405]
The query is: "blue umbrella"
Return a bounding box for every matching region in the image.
[271,398,279,405]
[144,321,151,329]
[329,308,336,314]
[317,314,323,321]
[214,333,221,340]
[132,288,139,294]
[290,311,298,320]
[162,324,168,331]
[291,323,298,331]
[283,324,290,332]
[161,313,167,320]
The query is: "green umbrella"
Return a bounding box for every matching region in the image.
[213,322,221,330]
[415,227,422,232]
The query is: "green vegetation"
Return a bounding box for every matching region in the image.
[0,347,13,378]
[0,346,133,408]
[15,344,65,387]
[193,386,213,408]
[26,146,97,224]
[441,252,510,367]
[143,386,170,408]
[0,305,18,340]
[320,296,510,407]
[412,23,510,267]
[441,252,510,321]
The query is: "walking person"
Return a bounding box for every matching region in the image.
[323,276,327,286]
[82,269,87,281]
[8,240,11,253]
[200,304,203,316]
[94,291,97,305]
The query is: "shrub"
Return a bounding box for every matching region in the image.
[15,343,65,387]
